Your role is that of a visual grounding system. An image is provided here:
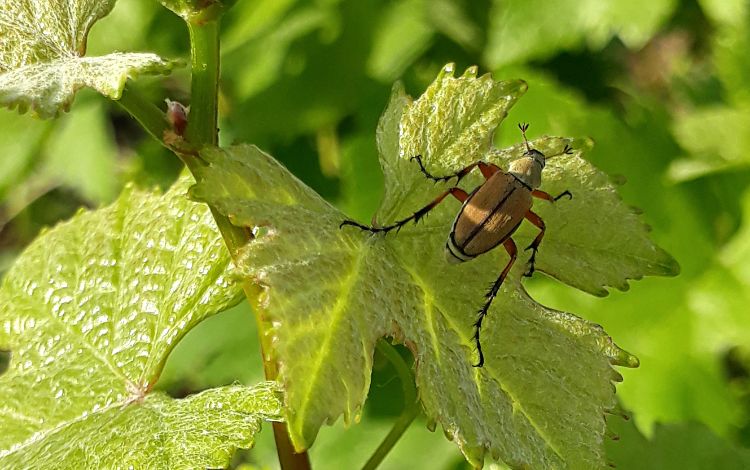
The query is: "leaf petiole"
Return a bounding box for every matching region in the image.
[362,340,420,470]
[116,85,169,144]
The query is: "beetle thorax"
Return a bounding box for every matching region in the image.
[508,150,545,189]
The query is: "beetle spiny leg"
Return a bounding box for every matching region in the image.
[523,243,539,278]
[473,299,494,367]
[411,155,458,183]
[472,305,489,368]
[339,219,372,230]
[340,187,462,237]
[563,144,574,155]
[472,239,517,367]
[524,257,537,277]
[553,190,573,201]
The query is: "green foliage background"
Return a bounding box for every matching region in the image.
[2,0,750,467]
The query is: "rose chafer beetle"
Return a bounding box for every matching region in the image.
[341,124,573,367]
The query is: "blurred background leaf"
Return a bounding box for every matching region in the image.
[3,0,750,467]
[606,415,750,469]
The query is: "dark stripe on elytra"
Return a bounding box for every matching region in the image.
[449,232,473,259]
[460,186,517,250]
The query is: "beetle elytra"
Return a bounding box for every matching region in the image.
[341,124,572,367]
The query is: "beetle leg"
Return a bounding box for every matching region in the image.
[410,155,500,183]
[340,187,469,234]
[473,237,518,368]
[522,210,546,277]
[531,189,573,202]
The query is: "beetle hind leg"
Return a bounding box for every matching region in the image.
[472,238,517,368]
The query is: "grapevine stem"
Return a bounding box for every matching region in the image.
[119,7,314,469]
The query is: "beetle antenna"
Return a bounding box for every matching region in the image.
[518,122,532,152]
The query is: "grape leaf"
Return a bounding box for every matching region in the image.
[667,13,750,181]
[0,383,282,469]
[367,0,434,82]
[607,416,750,470]
[191,64,677,468]
[698,0,747,28]
[0,176,282,468]
[668,105,750,181]
[0,0,177,117]
[0,108,51,199]
[42,100,119,203]
[484,0,678,67]
[688,187,750,357]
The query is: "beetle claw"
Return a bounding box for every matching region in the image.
[340,219,368,231]
[524,246,538,277]
[523,264,535,277]
[554,190,573,201]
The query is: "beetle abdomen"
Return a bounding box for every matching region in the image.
[446,172,532,262]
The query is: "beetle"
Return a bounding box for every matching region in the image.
[340,124,573,367]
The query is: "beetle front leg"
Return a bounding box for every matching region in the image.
[531,189,573,202]
[340,187,469,234]
[522,210,546,278]
[472,237,517,368]
[410,155,500,183]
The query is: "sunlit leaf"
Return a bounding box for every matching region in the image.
[0,176,280,468]
[0,0,177,117]
[192,64,676,468]
[0,383,282,469]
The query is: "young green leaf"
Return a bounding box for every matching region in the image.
[191,64,676,468]
[0,176,282,468]
[0,0,177,118]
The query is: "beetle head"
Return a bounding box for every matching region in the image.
[525,148,546,168]
[510,123,545,188]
